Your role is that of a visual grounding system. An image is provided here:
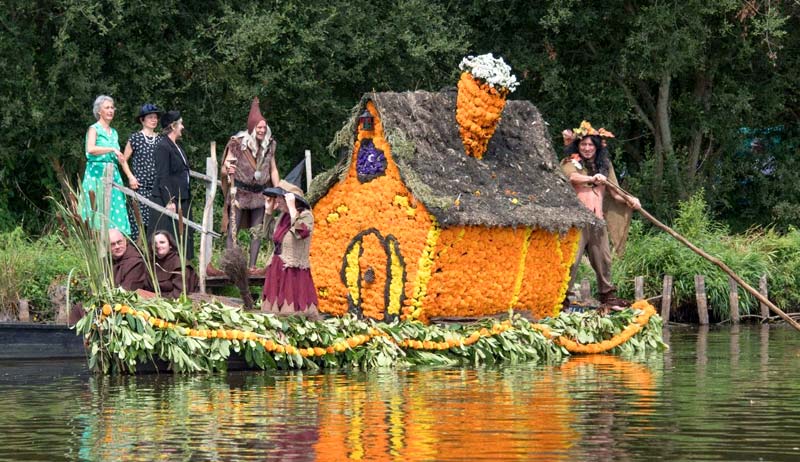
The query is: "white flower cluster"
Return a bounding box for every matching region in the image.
[459,53,519,92]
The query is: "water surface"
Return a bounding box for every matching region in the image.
[1,325,798,461]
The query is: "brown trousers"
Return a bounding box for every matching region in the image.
[567,225,615,297]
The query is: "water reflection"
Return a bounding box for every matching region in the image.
[2,326,800,461]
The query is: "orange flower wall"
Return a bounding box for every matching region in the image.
[312,100,581,321]
[312,101,435,320]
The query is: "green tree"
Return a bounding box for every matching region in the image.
[0,0,467,234]
[456,0,796,224]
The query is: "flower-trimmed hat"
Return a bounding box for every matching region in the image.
[262,179,309,209]
[135,103,162,123]
[572,120,615,139]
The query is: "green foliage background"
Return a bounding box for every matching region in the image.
[2,1,799,234]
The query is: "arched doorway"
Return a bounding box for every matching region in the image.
[340,229,406,320]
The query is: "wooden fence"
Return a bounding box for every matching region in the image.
[580,273,774,324]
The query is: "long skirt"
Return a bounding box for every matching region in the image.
[261,256,319,315]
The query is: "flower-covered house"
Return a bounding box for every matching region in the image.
[307,90,598,322]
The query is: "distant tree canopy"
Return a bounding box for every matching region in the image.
[1,0,798,234]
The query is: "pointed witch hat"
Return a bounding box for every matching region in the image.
[247,97,266,133]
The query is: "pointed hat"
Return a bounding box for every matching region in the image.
[247,97,266,133]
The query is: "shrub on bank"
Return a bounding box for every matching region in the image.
[0,228,84,321]
[609,192,800,319]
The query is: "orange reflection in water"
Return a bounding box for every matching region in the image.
[315,370,576,461]
[81,357,656,461]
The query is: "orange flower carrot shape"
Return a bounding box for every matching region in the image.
[455,54,519,160]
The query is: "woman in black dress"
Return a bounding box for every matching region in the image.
[149,110,194,259]
[123,103,162,240]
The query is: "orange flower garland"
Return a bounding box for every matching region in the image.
[455,72,508,159]
[533,300,657,354]
[97,301,658,360]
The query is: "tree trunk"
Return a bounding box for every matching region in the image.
[687,72,711,190]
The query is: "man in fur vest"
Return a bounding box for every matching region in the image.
[221,97,281,271]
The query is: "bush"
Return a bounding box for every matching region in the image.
[608,192,800,319]
[0,228,85,322]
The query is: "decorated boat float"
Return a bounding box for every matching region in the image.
[76,55,667,373]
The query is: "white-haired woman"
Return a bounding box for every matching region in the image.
[80,95,131,235]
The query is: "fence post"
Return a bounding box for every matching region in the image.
[99,164,114,261]
[695,274,709,325]
[661,275,673,322]
[17,299,29,322]
[304,149,313,191]
[759,274,769,320]
[728,276,740,324]
[634,276,644,300]
[580,278,591,302]
[198,142,218,294]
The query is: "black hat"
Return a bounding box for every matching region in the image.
[262,180,310,209]
[136,103,162,123]
[160,110,181,129]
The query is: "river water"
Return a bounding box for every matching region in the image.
[0,324,798,461]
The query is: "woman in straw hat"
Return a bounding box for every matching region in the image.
[560,121,640,311]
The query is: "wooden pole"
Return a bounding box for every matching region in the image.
[580,278,591,302]
[17,299,29,322]
[728,276,740,324]
[113,183,219,237]
[304,149,313,191]
[604,181,800,332]
[695,274,709,325]
[100,164,114,260]
[198,142,218,294]
[661,275,673,322]
[759,275,769,320]
[634,276,644,300]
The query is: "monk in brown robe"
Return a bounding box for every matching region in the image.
[109,229,148,291]
[146,230,199,299]
[221,97,281,271]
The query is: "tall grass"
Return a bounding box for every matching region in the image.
[0,228,84,321]
[610,191,800,319]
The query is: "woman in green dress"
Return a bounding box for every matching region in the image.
[81,95,131,235]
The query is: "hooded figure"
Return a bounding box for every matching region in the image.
[220,97,281,269]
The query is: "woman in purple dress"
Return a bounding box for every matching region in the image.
[260,180,319,317]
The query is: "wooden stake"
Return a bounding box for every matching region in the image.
[759,275,769,320]
[695,274,709,325]
[580,278,591,302]
[17,299,29,322]
[661,275,673,322]
[304,149,313,191]
[604,181,800,332]
[634,276,644,300]
[198,142,218,294]
[728,276,740,324]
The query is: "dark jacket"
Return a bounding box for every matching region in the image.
[151,136,190,206]
[146,249,199,299]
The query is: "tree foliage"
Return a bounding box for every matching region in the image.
[1,0,798,234]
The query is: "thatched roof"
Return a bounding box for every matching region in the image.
[308,90,599,232]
